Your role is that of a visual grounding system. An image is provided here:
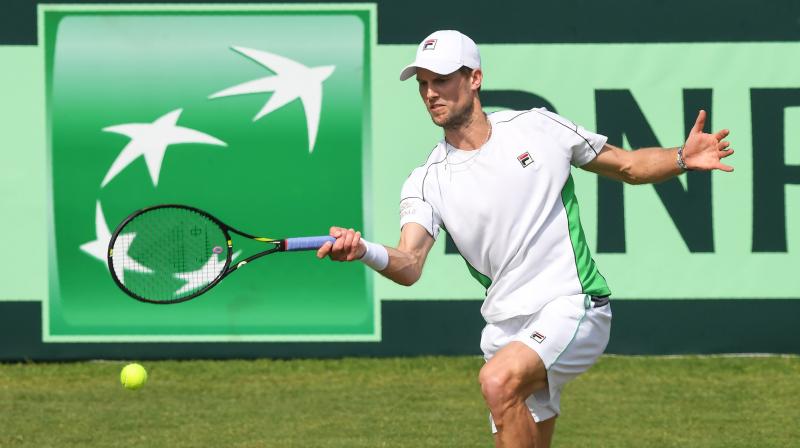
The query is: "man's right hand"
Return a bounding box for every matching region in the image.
[316,226,366,261]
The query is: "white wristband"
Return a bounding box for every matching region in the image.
[359,239,389,271]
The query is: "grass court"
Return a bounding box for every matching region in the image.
[1,355,798,447]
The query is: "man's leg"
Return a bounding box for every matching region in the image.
[537,417,557,447]
[479,341,551,448]
[492,417,557,448]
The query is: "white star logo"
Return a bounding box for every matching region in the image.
[110,232,154,285]
[209,46,335,153]
[173,250,241,296]
[101,108,227,187]
[80,201,152,285]
[80,201,113,264]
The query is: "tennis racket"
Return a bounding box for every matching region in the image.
[107,204,334,304]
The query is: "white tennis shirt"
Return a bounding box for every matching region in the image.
[400,108,612,323]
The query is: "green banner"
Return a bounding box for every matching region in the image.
[43,5,377,341]
[3,3,794,344]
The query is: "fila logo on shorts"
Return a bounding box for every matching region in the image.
[530,331,546,343]
[423,39,437,50]
[517,151,533,167]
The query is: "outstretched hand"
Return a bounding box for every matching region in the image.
[682,110,734,172]
[316,226,365,261]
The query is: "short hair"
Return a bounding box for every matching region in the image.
[458,66,481,93]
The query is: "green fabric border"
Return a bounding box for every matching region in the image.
[561,175,612,296]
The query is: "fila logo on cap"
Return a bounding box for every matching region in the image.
[517,151,533,167]
[399,30,480,81]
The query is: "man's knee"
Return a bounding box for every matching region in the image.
[479,345,549,414]
[479,363,525,410]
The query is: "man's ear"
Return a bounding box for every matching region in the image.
[471,68,483,91]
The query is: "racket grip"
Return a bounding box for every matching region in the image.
[284,236,336,251]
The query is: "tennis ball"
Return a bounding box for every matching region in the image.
[120,363,148,390]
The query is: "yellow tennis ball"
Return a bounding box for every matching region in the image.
[120,363,148,390]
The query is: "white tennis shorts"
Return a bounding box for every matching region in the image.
[480,293,612,429]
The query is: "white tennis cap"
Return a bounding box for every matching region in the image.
[399,30,481,81]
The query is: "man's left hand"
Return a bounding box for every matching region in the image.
[682,110,735,172]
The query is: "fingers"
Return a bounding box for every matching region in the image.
[349,231,362,261]
[322,227,364,262]
[692,110,707,134]
[341,228,354,257]
[332,229,346,253]
[316,241,333,259]
[717,138,733,158]
[716,162,734,172]
[715,148,735,171]
[341,229,363,261]
[692,111,731,144]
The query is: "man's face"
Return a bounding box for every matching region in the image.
[416,68,477,129]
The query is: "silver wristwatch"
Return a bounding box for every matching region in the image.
[677,147,691,171]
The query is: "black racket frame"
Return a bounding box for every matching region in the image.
[107,204,290,304]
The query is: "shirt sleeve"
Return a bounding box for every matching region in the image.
[399,166,443,240]
[533,108,608,167]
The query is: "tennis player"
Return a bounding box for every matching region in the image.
[317,30,734,448]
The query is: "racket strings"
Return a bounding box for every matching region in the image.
[111,207,229,302]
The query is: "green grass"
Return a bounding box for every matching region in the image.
[1,355,798,447]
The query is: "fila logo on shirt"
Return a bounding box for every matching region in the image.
[423,39,437,50]
[530,331,546,343]
[517,151,533,168]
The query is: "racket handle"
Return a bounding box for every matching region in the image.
[284,236,336,251]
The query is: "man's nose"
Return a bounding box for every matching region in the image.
[424,85,438,101]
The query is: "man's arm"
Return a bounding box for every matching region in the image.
[581,110,734,183]
[316,222,435,286]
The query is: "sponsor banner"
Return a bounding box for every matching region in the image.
[43,5,377,341]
